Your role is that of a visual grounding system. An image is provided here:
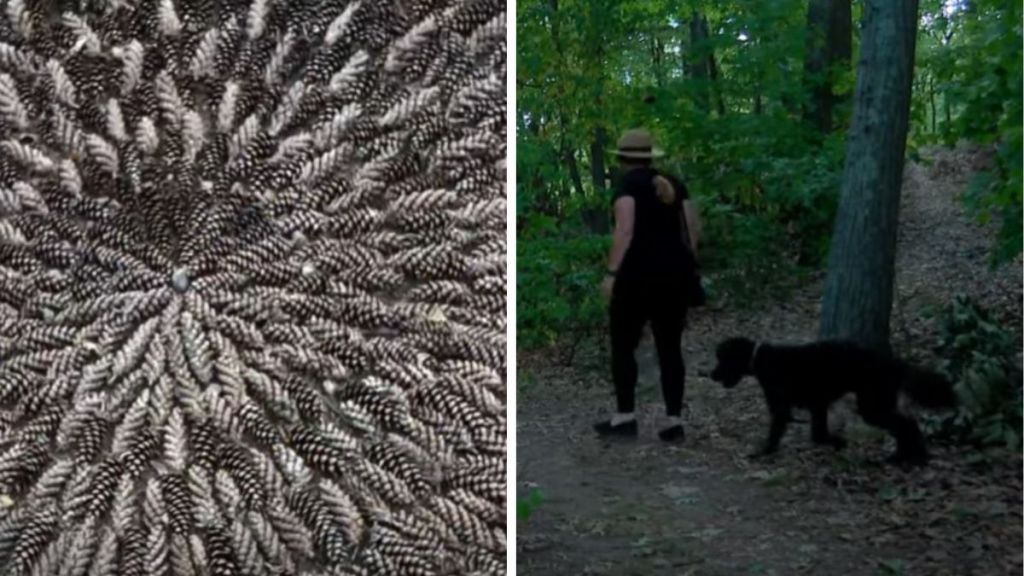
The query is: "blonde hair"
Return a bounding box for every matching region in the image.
[653,175,675,204]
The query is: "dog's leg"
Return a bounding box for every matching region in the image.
[884,413,928,466]
[810,407,846,450]
[861,408,928,466]
[751,405,790,457]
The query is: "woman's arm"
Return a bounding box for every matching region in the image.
[607,196,636,273]
[681,199,700,258]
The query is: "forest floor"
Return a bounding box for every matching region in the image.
[516,147,1023,576]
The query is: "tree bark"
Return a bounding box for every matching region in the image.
[688,11,711,113]
[651,34,664,88]
[803,0,829,128]
[565,147,586,198]
[547,0,591,216]
[829,0,853,113]
[929,74,936,133]
[819,0,920,353]
[803,0,852,133]
[582,0,609,233]
[687,12,725,115]
[589,126,607,194]
[583,126,609,233]
[707,43,726,116]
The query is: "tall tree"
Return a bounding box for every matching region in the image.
[803,0,852,132]
[688,11,725,116]
[819,0,921,351]
[584,0,610,233]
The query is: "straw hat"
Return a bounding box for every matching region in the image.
[614,129,664,159]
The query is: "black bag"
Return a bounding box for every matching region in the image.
[679,204,706,307]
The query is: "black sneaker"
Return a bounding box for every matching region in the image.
[658,424,685,442]
[593,419,638,438]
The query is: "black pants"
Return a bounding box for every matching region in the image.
[609,277,687,416]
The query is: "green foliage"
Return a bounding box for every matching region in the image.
[517,0,1021,351]
[929,296,1021,450]
[914,0,1023,262]
[517,221,609,349]
[517,0,847,330]
[517,488,545,522]
[683,121,845,272]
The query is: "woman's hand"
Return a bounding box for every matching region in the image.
[600,275,615,302]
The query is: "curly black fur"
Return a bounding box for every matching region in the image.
[710,337,957,466]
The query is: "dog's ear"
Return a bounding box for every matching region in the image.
[715,337,739,356]
[716,337,746,357]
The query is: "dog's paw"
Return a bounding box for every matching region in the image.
[746,447,776,460]
[885,452,928,468]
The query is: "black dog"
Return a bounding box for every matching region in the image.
[710,337,957,466]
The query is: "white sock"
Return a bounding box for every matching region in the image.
[611,413,635,426]
[664,416,683,428]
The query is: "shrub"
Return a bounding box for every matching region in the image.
[517,229,609,351]
[928,295,1022,450]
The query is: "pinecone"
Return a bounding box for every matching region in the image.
[0,1,506,574]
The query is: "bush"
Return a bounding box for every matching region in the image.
[651,115,844,306]
[517,224,608,351]
[516,111,846,350]
[928,295,1022,450]
[921,1,1023,263]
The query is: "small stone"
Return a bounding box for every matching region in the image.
[426,307,446,323]
[79,339,100,354]
[172,268,190,292]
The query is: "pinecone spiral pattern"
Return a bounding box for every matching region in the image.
[0,1,506,574]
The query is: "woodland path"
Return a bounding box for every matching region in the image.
[516,147,1023,576]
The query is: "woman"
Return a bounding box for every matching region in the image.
[595,128,701,442]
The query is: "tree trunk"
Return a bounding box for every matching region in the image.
[929,74,936,133]
[707,44,726,116]
[584,126,609,233]
[565,147,586,199]
[803,0,829,129]
[819,0,920,353]
[687,12,724,115]
[651,34,664,88]
[582,0,609,233]
[829,0,853,115]
[688,11,711,113]
[590,126,607,194]
[803,0,852,133]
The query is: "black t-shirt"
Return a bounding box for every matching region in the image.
[611,167,691,280]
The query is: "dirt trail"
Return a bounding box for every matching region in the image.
[517,148,1023,576]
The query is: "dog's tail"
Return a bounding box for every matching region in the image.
[898,362,958,409]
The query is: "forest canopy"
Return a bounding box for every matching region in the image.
[516,0,1022,348]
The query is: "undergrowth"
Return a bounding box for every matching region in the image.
[926,295,1022,451]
